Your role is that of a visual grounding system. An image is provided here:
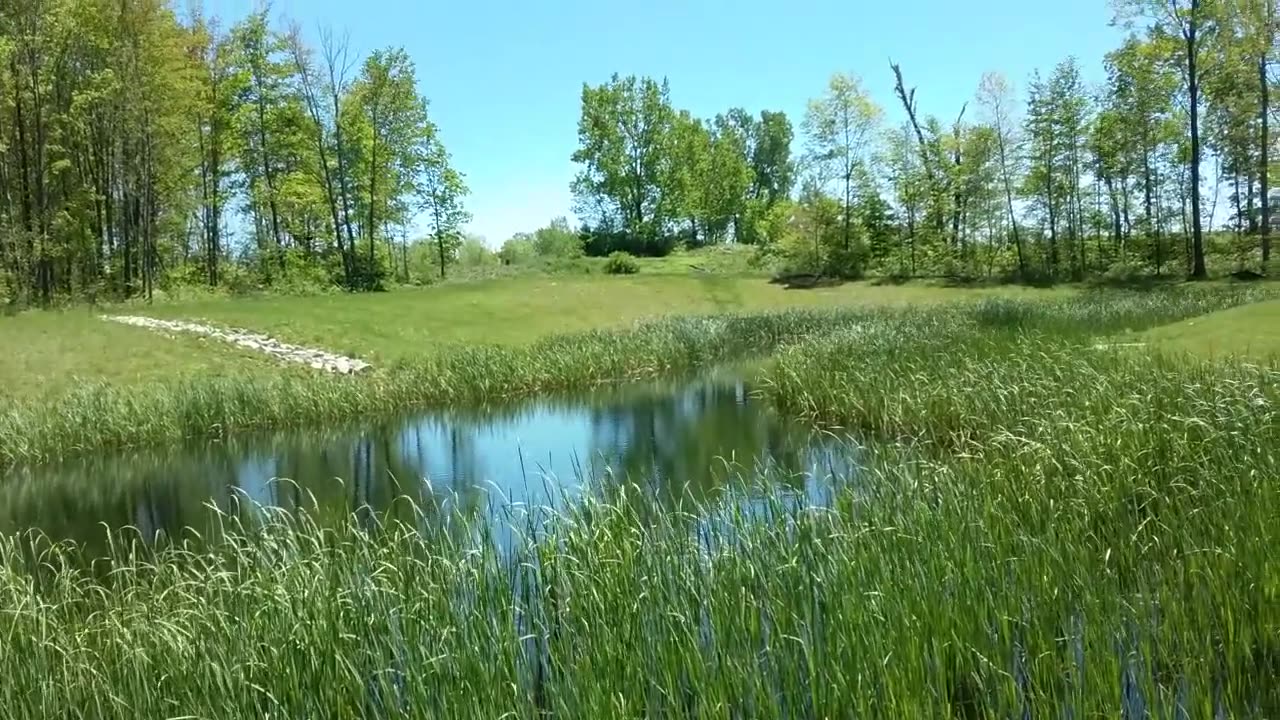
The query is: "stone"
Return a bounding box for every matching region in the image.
[104,315,373,376]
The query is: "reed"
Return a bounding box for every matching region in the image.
[0,285,1277,717]
[2,285,1269,468]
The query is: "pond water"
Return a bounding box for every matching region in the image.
[1,369,853,550]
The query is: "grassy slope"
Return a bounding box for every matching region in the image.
[140,276,1072,363]
[0,311,275,401]
[1135,297,1280,359]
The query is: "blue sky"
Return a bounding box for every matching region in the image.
[211,0,1126,245]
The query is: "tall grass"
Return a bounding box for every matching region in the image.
[0,285,1277,716]
[0,309,864,467]
[1,284,1271,468]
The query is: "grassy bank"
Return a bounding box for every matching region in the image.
[140,274,1075,362]
[1,285,1271,468]
[1134,297,1280,359]
[0,310,274,402]
[2,274,1071,405]
[0,310,867,467]
[2,288,1277,715]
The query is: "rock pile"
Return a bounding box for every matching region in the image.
[106,315,372,375]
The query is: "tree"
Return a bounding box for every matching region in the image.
[191,13,241,287]
[532,216,583,258]
[666,110,712,244]
[704,113,754,243]
[1115,0,1215,278]
[418,137,469,279]
[230,10,294,278]
[571,74,675,250]
[1221,0,1276,265]
[882,123,929,276]
[976,72,1027,277]
[288,23,353,287]
[350,48,424,268]
[803,72,882,263]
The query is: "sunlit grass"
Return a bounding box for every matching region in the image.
[1,284,1278,715]
[1,285,1272,468]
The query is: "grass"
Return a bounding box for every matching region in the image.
[0,310,276,401]
[0,274,1075,405]
[1131,297,1280,359]
[138,274,1076,362]
[0,309,875,467]
[0,283,1271,469]
[2,288,1278,716]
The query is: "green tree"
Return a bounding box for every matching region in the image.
[349,48,425,268]
[418,138,470,279]
[704,113,754,243]
[230,10,296,279]
[571,74,675,250]
[666,109,712,244]
[1098,35,1180,272]
[977,72,1028,277]
[882,123,930,276]
[532,216,583,258]
[1114,0,1216,278]
[803,72,882,264]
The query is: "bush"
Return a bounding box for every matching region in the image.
[604,251,640,275]
[344,251,389,292]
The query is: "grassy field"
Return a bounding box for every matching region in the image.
[0,310,276,401]
[2,289,1276,717]
[1,273,1074,403]
[1133,297,1280,359]
[140,275,1075,362]
[0,278,1273,466]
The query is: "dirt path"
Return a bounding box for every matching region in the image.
[105,315,372,375]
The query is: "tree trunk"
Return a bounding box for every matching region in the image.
[368,121,378,265]
[996,130,1025,278]
[1186,5,1207,279]
[1262,54,1272,266]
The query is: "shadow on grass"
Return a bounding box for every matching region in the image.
[768,273,848,290]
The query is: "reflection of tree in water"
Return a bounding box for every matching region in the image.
[587,379,813,506]
[4,374,843,560]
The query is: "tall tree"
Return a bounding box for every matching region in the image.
[803,72,882,258]
[190,13,240,287]
[1227,0,1276,265]
[666,109,711,244]
[417,136,470,279]
[571,74,675,249]
[288,23,352,286]
[750,110,795,205]
[1115,0,1214,278]
[231,10,293,277]
[350,48,422,266]
[976,72,1027,277]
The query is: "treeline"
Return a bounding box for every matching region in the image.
[0,0,466,305]
[571,0,1276,281]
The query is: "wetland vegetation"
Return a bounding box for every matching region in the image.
[2,0,1280,715]
[2,286,1278,717]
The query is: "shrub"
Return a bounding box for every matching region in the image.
[604,251,640,275]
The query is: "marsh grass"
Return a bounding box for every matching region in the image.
[0,310,864,466]
[2,285,1272,468]
[1,285,1278,717]
[1,414,1276,718]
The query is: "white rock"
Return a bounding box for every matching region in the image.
[104,315,373,376]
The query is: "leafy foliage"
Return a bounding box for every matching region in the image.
[603,251,640,275]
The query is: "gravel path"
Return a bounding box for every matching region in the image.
[106,315,372,375]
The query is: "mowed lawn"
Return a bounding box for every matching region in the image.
[1135,297,1280,360]
[142,275,1074,363]
[0,310,277,401]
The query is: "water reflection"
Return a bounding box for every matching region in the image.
[1,372,854,551]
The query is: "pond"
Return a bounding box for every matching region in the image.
[1,368,853,550]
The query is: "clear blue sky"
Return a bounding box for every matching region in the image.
[212,0,1126,245]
